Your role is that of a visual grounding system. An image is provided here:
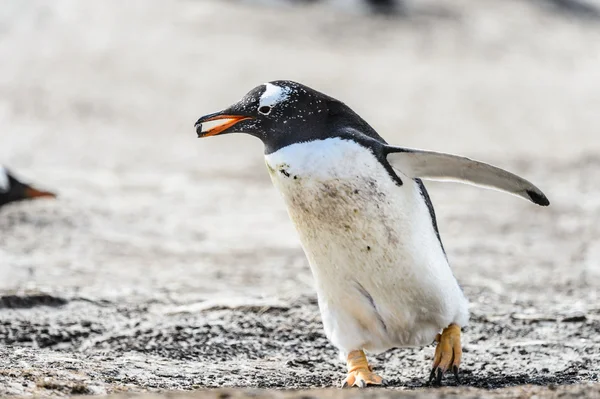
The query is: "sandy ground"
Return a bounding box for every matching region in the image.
[1,0,600,397]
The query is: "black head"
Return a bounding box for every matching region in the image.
[0,167,56,208]
[194,80,386,153]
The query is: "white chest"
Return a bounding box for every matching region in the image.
[264,138,420,250]
[264,138,468,352]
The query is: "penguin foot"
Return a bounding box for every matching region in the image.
[428,323,462,386]
[341,350,386,388]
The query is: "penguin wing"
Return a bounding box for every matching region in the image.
[385,146,549,206]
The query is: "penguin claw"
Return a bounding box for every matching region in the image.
[428,368,436,384]
[343,350,385,388]
[341,369,385,388]
[453,366,461,384]
[429,324,463,386]
[436,368,443,385]
[428,366,462,387]
[427,367,447,387]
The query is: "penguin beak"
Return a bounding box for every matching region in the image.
[194,112,253,138]
[24,186,56,199]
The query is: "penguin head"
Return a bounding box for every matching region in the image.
[0,166,56,208]
[195,80,380,153]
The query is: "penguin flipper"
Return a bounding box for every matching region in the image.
[384,146,549,206]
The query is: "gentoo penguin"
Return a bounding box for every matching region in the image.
[194,81,549,387]
[0,166,56,208]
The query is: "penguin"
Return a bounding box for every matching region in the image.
[0,166,56,208]
[193,81,549,387]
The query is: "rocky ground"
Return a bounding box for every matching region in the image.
[1,0,599,397]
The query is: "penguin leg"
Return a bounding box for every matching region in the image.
[341,350,386,388]
[429,323,462,386]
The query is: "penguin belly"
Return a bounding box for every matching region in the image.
[265,138,469,355]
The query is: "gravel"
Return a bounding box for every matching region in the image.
[1,0,599,397]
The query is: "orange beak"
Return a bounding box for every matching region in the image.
[24,186,56,199]
[195,114,252,137]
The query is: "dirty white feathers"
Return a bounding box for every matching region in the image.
[265,138,469,356]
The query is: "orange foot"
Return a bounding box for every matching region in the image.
[429,323,462,386]
[341,350,386,388]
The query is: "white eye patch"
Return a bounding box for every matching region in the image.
[259,83,290,108]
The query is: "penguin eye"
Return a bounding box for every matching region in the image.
[258,106,272,115]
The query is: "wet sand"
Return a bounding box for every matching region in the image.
[1,0,599,397]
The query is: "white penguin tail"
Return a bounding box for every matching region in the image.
[384,146,549,206]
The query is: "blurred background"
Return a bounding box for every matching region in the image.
[0,0,599,396]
